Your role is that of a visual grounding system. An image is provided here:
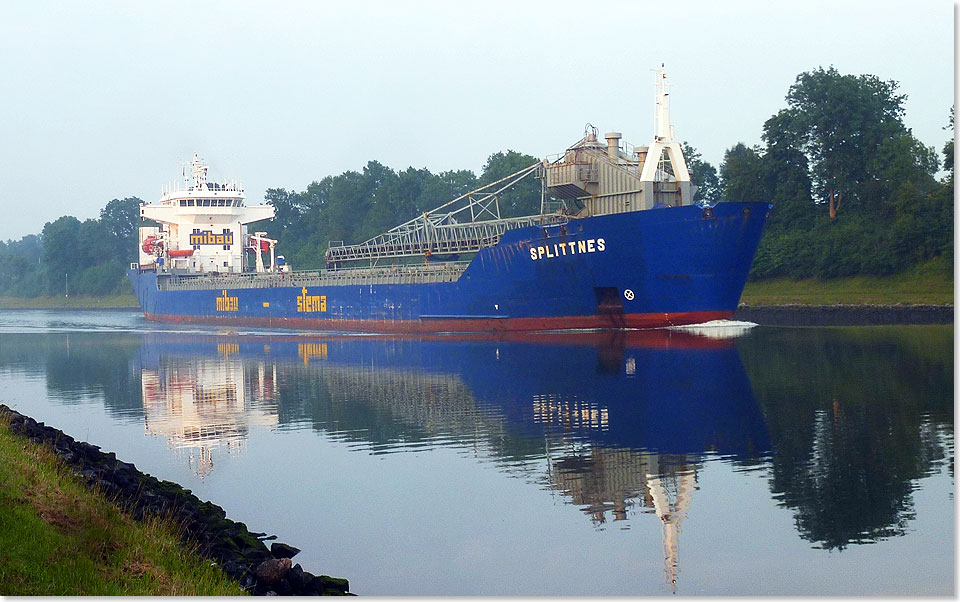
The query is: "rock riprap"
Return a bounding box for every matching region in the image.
[0,404,351,596]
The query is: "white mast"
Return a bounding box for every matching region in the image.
[654,67,672,142]
[639,66,692,207]
[191,154,208,190]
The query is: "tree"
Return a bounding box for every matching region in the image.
[323,170,367,244]
[355,161,403,241]
[943,106,954,183]
[99,197,143,261]
[261,188,305,240]
[681,142,721,204]
[772,66,926,212]
[395,167,433,216]
[41,216,82,293]
[759,112,814,225]
[720,143,766,203]
[420,169,478,210]
[479,150,541,217]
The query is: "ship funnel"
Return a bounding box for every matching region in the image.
[605,132,622,160]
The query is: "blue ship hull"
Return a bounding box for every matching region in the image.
[129,202,770,333]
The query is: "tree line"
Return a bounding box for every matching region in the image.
[0,198,142,297]
[718,67,953,279]
[0,67,952,297]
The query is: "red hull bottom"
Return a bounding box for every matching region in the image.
[143,310,733,334]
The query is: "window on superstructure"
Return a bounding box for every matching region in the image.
[180,200,186,207]
[187,200,194,206]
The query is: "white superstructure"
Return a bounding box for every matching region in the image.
[138,155,276,273]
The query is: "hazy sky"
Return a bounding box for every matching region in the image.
[0,0,953,241]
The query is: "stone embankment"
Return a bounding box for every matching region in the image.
[0,404,351,596]
[735,304,953,326]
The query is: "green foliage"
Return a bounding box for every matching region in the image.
[681,142,721,204]
[777,66,916,206]
[720,143,766,203]
[0,198,145,298]
[721,67,952,281]
[99,197,145,262]
[479,150,541,217]
[250,152,527,269]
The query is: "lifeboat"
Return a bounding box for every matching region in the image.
[141,235,162,255]
[168,249,195,258]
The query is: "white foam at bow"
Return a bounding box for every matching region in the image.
[667,319,757,339]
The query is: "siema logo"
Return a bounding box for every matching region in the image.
[297,287,326,313]
[529,238,606,261]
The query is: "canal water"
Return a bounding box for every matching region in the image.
[0,310,952,596]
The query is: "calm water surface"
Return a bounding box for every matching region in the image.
[0,310,952,596]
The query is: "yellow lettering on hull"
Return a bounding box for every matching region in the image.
[297,288,327,313]
[216,290,238,311]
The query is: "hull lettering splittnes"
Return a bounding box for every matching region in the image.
[129,68,769,333]
[529,238,606,261]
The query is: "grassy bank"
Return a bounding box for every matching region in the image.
[0,295,139,309]
[0,419,239,595]
[742,258,954,306]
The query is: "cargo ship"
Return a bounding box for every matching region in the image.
[129,69,770,333]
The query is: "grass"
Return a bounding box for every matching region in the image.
[0,419,242,596]
[0,295,139,309]
[741,258,954,306]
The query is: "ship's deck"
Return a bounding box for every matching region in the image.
[155,261,470,291]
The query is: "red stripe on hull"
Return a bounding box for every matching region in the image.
[142,310,733,334]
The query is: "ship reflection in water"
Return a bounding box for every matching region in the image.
[138,342,280,477]
[135,324,769,591]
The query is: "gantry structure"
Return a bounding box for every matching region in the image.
[324,163,567,266]
[323,66,692,267]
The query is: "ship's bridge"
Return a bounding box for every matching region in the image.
[139,155,274,274]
